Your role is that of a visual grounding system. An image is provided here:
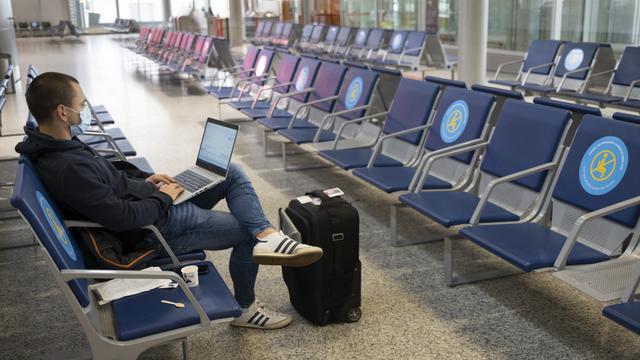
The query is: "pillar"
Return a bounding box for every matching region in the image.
[457,0,488,84]
[228,0,244,47]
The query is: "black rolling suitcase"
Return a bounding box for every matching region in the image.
[280,190,361,325]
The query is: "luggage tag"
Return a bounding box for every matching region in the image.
[297,195,322,205]
[323,187,344,198]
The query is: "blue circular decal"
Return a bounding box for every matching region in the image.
[391,33,404,50]
[37,191,76,260]
[356,30,367,44]
[579,136,628,196]
[345,77,364,109]
[295,66,310,91]
[564,48,584,71]
[439,100,469,143]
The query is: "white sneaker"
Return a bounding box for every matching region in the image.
[253,231,323,267]
[230,300,293,330]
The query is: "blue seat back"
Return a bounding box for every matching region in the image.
[262,22,273,37]
[404,31,426,56]
[307,61,348,112]
[254,22,265,37]
[10,158,90,307]
[424,87,495,163]
[325,26,339,45]
[481,100,570,191]
[425,76,466,89]
[612,46,640,86]
[388,31,408,54]
[310,25,325,43]
[365,29,385,51]
[554,42,599,79]
[336,27,353,46]
[272,22,284,38]
[274,53,300,94]
[282,23,293,38]
[352,28,369,50]
[381,78,440,145]
[533,97,601,116]
[553,115,640,227]
[522,40,562,75]
[291,57,322,102]
[613,112,640,125]
[253,49,276,77]
[300,24,313,41]
[333,67,379,119]
[242,47,260,74]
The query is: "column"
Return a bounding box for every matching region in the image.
[457,0,488,84]
[228,0,245,47]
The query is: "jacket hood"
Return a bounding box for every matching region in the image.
[15,126,84,160]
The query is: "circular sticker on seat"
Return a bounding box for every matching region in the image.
[255,55,268,76]
[579,136,628,196]
[391,33,404,50]
[440,100,469,143]
[37,191,76,260]
[356,30,367,45]
[295,66,310,91]
[345,77,364,109]
[564,48,584,71]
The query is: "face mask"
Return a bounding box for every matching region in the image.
[64,103,92,135]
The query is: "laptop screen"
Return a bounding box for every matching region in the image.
[196,118,239,176]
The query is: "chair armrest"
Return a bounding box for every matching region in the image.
[623,79,640,101]
[329,111,388,150]
[469,161,558,225]
[554,195,640,270]
[251,82,294,107]
[285,95,340,129]
[556,66,593,92]
[60,268,210,327]
[366,123,430,167]
[412,141,489,192]
[314,104,372,142]
[64,221,181,268]
[93,148,126,161]
[267,88,315,118]
[494,59,524,80]
[522,62,557,84]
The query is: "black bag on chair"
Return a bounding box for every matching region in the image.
[280,190,361,325]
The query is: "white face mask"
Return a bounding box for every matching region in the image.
[64,103,92,135]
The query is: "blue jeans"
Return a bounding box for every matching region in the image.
[158,163,272,308]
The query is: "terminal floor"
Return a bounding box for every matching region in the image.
[1,35,639,360]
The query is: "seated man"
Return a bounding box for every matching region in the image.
[16,72,323,330]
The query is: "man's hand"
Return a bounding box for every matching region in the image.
[159,183,185,202]
[146,174,176,188]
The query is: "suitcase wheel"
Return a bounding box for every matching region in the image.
[345,307,361,323]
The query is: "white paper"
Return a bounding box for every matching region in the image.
[91,267,172,305]
[297,195,312,204]
[323,187,344,198]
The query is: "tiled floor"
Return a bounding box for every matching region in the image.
[1,35,639,360]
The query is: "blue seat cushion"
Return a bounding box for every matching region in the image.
[571,92,621,104]
[241,107,293,119]
[318,148,403,170]
[228,100,271,110]
[278,128,336,144]
[207,87,236,99]
[398,191,519,227]
[517,83,556,94]
[459,223,608,272]
[615,99,640,109]
[91,112,115,126]
[603,302,640,335]
[78,127,126,145]
[92,140,137,158]
[488,79,522,88]
[256,117,316,131]
[126,157,154,174]
[353,167,452,193]
[93,105,108,113]
[112,261,241,341]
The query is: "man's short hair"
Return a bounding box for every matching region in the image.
[25,72,80,123]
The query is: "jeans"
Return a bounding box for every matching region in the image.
[158,163,272,308]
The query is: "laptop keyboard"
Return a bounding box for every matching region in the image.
[174,170,213,193]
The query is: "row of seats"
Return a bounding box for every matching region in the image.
[217,47,640,336]
[107,18,138,33]
[251,21,299,49]
[13,66,241,359]
[125,27,232,79]
[16,20,81,38]
[489,40,640,113]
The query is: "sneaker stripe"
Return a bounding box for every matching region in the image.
[248,311,260,324]
[254,314,264,325]
[274,238,288,253]
[260,316,269,327]
[288,243,299,254]
[281,240,293,254]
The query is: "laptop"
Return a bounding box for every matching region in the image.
[172,118,239,205]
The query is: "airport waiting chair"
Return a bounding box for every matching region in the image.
[180,36,215,78]
[343,28,370,60]
[273,23,295,48]
[251,21,266,45]
[517,42,615,96]
[350,29,388,62]
[423,33,458,79]
[253,21,273,46]
[220,49,278,108]
[295,24,314,51]
[365,30,407,65]
[489,40,563,90]
[314,25,340,55]
[205,46,261,99]
[306,25,328,53]
[532,97,601,143]
[268,22,285,46]
[329,27,355,58]
[10,158,240,360]
[603,263,640,335]
[565,46,640,110]
[351,85,495,196]
[165,33,201,67]
[457,115,640,291]
[398,100,571,251]
[277,66,380,170]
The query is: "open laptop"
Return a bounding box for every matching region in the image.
[172,118,239,205]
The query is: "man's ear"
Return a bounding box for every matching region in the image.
[55,104,69,124]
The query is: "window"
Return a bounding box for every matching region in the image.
[118,0,165,22]
[487,0,552,51]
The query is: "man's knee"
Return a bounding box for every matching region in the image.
[227,163,250,184]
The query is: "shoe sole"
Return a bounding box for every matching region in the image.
[230,316,293,330]
[252,247,323,267]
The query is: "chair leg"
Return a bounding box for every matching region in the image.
[281,142,332,171]
[444,235,522,287]
[389,203,443,247]
[181,338,189,360]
